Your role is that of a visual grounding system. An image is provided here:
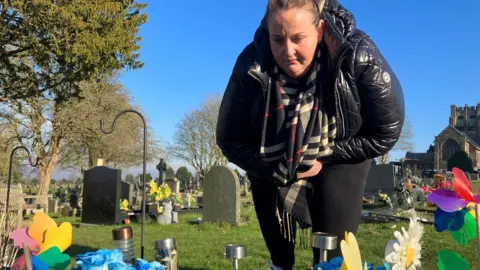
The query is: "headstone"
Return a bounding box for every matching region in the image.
[172,211,178,224]
[165,179,180,194]
[81,166,122,225]
[120,181,133,203]
[60,204,72,216]
[183,193,192,208]
[364,164,403,198]
[70,193,78,208]
[203,166,240,225]
[197,196,204,207]
[48,198,59,214]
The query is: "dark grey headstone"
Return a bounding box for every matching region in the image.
[364,164,403,197]
[81,166,122,225]
[120,181,133,203]
[70,194,78,208]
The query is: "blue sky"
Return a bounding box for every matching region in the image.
[113,0,480,174]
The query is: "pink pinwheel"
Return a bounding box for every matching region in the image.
[428,168,480,212]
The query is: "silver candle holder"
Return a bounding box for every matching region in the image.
[154,238,178,270]
[311,232,337,262]
[225,245,246,270]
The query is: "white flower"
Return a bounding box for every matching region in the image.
[384,211,424,270]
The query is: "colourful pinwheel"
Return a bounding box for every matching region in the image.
[427,168,480,212]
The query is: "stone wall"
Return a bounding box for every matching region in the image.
[476,150,480,169]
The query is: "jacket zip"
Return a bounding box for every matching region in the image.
[331,46,351,139]
[248,69,269,144]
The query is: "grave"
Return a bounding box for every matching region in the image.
[48,198,59,214]
[364,164,403,198]
[165,178,180,194]
[70,193,79,209]
[81,166,123,225]
[121,181,133,203]
[203,166,240,225]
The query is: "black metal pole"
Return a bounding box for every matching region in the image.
[6,147,38,237]
[100,109,147,259]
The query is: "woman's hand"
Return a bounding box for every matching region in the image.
[297,160,323,179]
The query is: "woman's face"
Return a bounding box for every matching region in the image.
[268,6,324,79]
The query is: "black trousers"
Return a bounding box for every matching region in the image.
[250,159,371,269]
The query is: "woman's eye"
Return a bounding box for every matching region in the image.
[292,37,304,43]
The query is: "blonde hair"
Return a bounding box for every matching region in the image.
[266,0,326,25]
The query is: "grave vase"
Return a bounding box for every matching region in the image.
[157,201,173,225]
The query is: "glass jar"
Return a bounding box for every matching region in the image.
[112,226,135,263]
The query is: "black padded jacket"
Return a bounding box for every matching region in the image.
[216,0,405,180]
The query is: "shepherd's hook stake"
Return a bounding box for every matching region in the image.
[5,146,38,257]
[100,109,147,259]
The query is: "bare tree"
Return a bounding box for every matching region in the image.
[0,79,162,203]
[169,95,228,177]
[378,115,414,164]
[58,80,164,171]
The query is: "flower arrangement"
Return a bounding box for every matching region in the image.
[428,167,476,269]
[171,193,183,207]
[120,199,129,211]
[149,181,171,203]
[74,249,165,270]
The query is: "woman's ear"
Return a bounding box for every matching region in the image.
[317,19,325,42]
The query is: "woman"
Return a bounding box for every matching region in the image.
[216,0,404,269]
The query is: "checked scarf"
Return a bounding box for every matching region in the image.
[260,46,337,246]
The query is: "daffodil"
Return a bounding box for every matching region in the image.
[120,199,129,211]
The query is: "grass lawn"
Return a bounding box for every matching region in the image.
[471,180,480,193]
[50,203,478,270]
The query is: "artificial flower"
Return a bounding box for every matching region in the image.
[428,168,480,212]
[339,232,369,270]
[120,200,129,211]
[384,212,423,270]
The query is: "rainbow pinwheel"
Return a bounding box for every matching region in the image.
[428,167,478,269]
[434,207,477,246]
[10,212,72,270]
[428,168,480,212]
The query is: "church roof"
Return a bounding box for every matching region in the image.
[440,125,480,149]
[405,151,434,161]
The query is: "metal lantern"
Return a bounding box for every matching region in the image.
[311,232,337,263]
[154,238,178,270]
[225,245,246,270]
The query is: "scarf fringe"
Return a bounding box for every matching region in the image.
[276,206,311,249]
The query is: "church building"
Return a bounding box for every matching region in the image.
[403,104,480,176]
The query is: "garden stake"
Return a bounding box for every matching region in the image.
[101,109,148,259]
